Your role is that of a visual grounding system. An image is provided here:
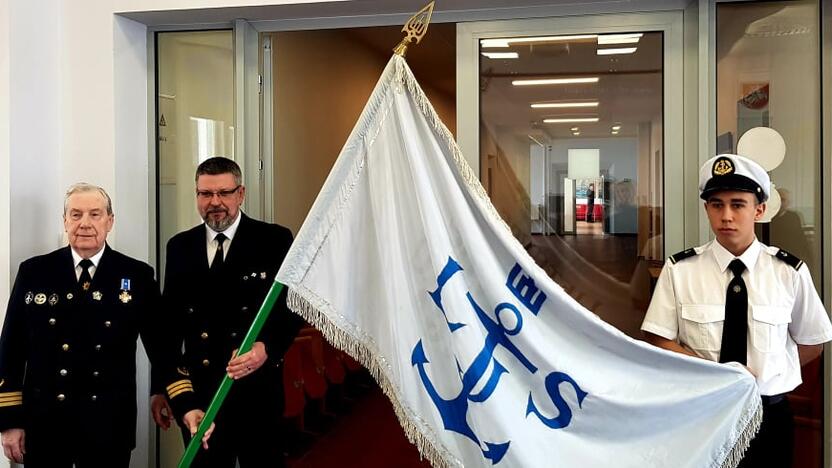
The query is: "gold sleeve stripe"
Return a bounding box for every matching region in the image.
[166,384,194,396]
[0,391,22,398]
[167,382,193,394]
[0,394,23,403]
[168,387,194,399]
[0,399,22,408]
[166,379,193,393]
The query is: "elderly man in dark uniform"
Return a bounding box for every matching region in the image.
[0,183,210,468]
[151,157,301,467]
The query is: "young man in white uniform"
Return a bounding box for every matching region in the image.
[641,153,832,467]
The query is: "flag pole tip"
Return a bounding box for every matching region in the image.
[393,1,435,57]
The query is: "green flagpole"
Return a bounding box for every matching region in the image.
[178,281,285,468]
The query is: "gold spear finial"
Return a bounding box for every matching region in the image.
[393,1,435,57]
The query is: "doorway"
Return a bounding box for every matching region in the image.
[462,18,673,337]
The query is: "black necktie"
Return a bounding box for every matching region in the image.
[79,258,93,291]
[720,259,748,364]
[211,233,227,272]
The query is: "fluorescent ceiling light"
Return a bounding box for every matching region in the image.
[611,130,620,135]
[611,125,622,130]
[513,77,599,86]
[573,132,581,136]
[597,33,643,45]
[531,101,599,109]
[597,47,638,55]
[481,35,597,48]
[544,117,599,124]
[481,52,519,59]
[570,126,579,131]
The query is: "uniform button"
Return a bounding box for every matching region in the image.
[59,369,68,377]
[188,307,194,314]
[92,371,100,377]
[62,344,70,351]
[57,394,66,402]
[200,332,208,340]
[95,344,102,351]
[48,318,56,326]
[230,332,237,338]
[241,306,248,312]
[104,321,112,328]
[202,359,210,367]
[91,395,97,402]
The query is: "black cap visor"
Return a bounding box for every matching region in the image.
[700,174,765,203]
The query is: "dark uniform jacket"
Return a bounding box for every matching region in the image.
[0,245,196,452]
[158,213,301,410]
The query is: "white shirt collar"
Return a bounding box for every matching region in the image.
[205,211,242,244]
[71,245,106,269]
[710,238,761,274]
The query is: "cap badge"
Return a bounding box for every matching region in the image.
[712,157,735,176]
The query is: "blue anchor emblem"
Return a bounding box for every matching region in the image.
[412,257,588,464]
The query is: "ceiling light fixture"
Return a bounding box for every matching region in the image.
[481,35,598,48]
[481,52,519,59]
[513,77,599,86]
[597,33,643,45]
[531,101,599,109]
[611,130,620,135]
[544,117,599,124]
[611,125,622,131]
[597,47,638,55]
[573,132,581,136]
[570,126,579,132]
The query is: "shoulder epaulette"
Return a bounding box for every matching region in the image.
[669,248,697,264]
[774,248,804,270]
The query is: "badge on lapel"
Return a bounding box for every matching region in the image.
[25,291,34,304]
[92,291,103,301]
[34,293,46,305]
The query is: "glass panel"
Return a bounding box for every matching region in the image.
[716,2,821,467]
[156,30,235,277]
[479,31,664,338]
[155,29,234,464]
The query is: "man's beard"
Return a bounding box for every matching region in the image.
[204,209,235,232]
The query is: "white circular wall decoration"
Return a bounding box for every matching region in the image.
[736,126,786,222]
[737,126,786,171]
[757,183,781,224]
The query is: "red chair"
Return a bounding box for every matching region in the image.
[282,337,307,419]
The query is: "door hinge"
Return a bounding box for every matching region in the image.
[258,74,263,94]
[259,159,264,171]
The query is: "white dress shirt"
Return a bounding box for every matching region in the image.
[71,247,106,281]
[205,212,242,265]
[642,239,832,395]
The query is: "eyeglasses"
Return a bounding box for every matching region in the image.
[196,185,241,200]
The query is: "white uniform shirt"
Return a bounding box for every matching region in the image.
[642,239,832,395]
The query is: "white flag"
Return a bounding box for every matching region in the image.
[276,55,760,468]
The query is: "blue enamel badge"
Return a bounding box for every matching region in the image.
[121,278,131,291]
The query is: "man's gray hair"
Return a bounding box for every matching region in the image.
[64,183,113,215]
[195,157,243,186]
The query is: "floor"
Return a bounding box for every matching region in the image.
[288,384,431,468]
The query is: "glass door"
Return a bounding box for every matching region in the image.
[716,2,824,465]
[458,12,684,338]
